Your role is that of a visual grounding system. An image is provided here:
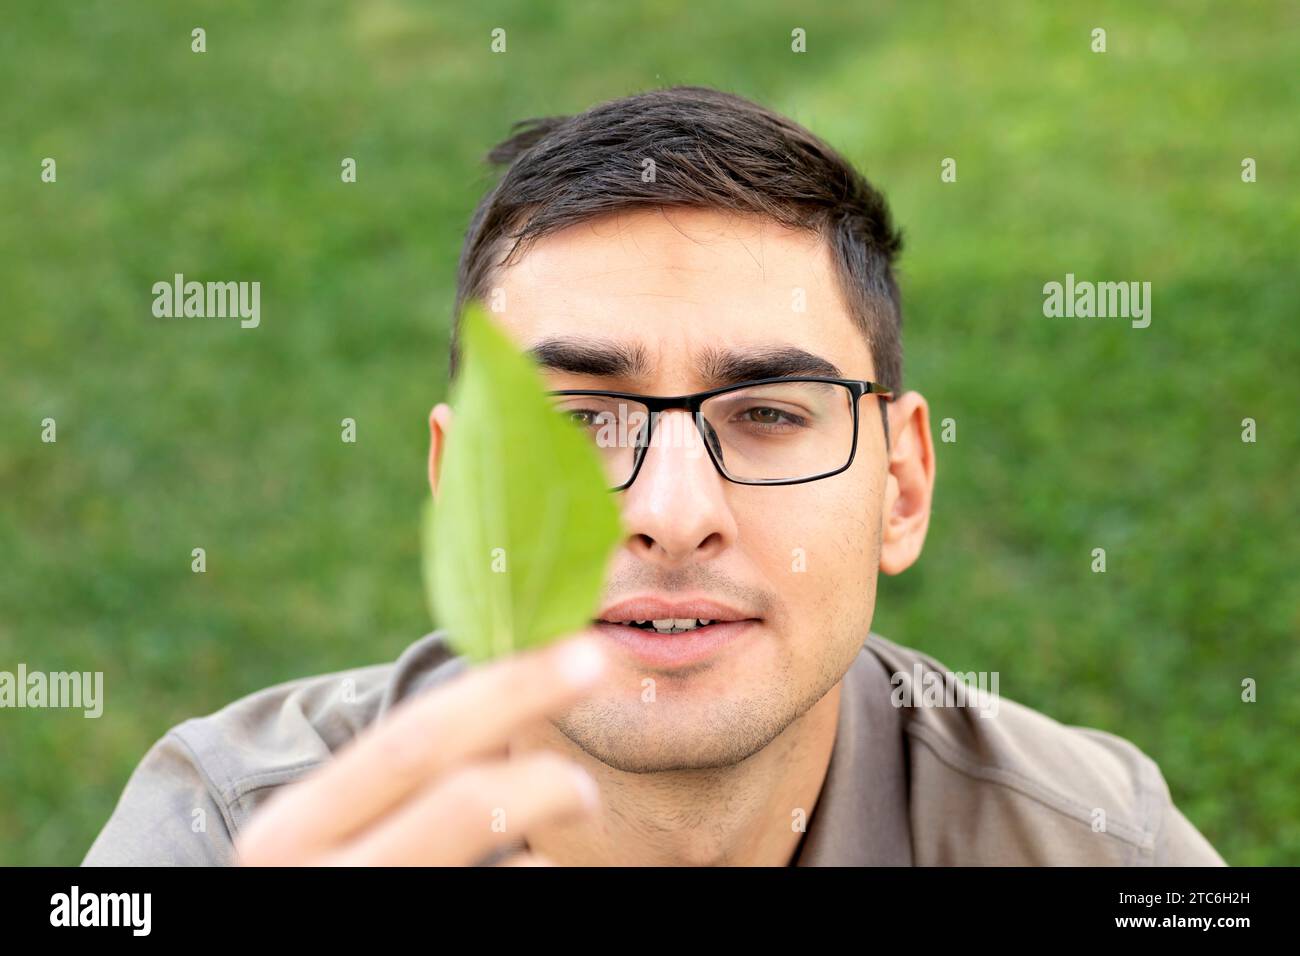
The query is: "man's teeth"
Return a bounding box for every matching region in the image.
[620,618,715,634]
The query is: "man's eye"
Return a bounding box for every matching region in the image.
[738,406,807,428]
[566,409,610,428]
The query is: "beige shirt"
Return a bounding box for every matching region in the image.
[82,631,1226,866]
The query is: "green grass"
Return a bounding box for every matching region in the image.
[1,0,1296,865]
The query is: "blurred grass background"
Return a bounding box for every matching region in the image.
[1,0,1297,866]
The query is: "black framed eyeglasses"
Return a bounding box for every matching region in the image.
[548,376,894,491]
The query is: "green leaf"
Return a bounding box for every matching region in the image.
[420,303,624,664]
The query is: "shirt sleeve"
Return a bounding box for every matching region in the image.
[1152,798,1227,866]
[81,731,238,866]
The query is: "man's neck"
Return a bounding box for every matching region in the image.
[511,680,842,867]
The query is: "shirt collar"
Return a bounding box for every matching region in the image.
[793,635,914,865]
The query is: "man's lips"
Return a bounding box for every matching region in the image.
[594,597,759,630]
[592,597,761,668]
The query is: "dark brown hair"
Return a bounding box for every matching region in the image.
[452,85,905,392]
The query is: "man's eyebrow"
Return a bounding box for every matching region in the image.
[527,337,843,387]
[528,337,651,378]
[698,345,843,387]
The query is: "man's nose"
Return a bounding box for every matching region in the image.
[618,409,737,566]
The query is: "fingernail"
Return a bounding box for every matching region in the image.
[556,637,606,687]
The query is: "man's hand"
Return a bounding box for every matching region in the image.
[235,635,606,865]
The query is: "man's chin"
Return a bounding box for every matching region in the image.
[547,683,798,774]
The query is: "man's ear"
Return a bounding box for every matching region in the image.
[427,403,454,499]
[879,391,936,575]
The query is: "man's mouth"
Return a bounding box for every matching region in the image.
[596,618,718,635]
[590,597,761,668]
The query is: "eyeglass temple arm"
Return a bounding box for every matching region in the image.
[855,381,894,400]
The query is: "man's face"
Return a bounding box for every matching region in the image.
[433,207,918,773]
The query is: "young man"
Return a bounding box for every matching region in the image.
[84,86,1225,866]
